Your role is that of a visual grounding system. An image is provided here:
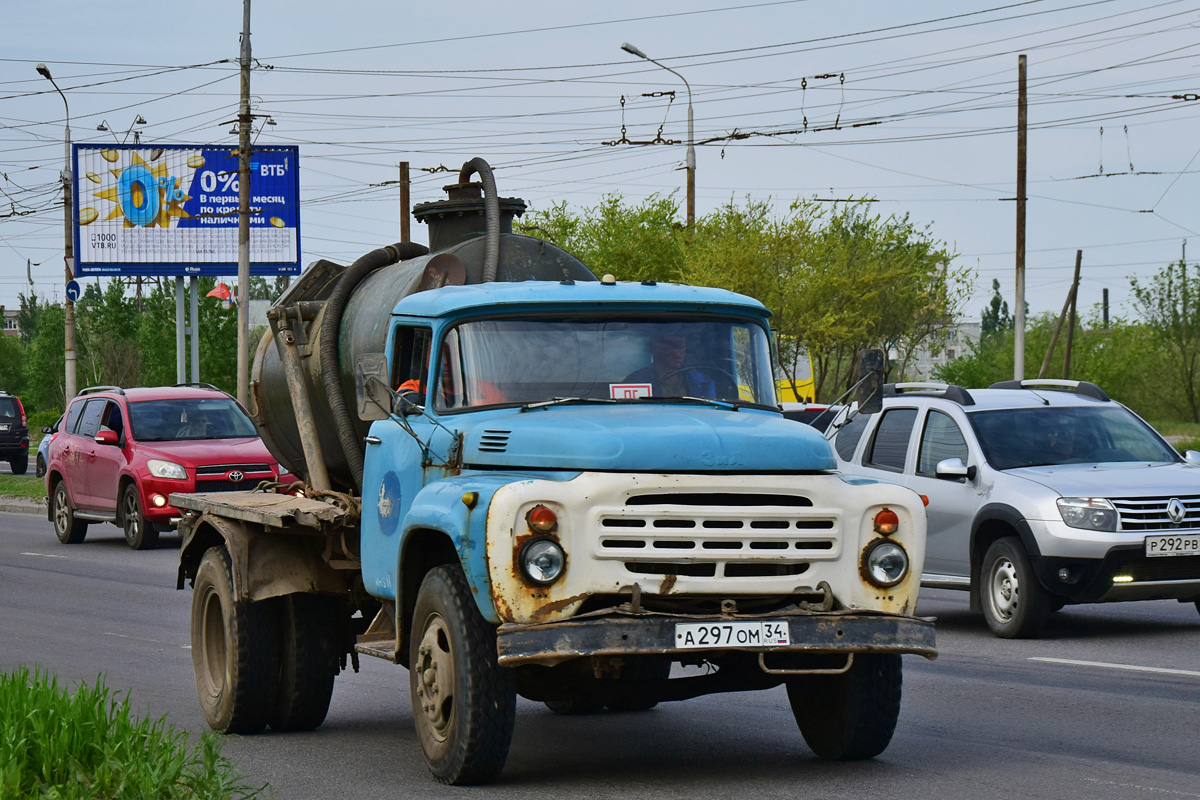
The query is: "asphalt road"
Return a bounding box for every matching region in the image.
[1,509,1198,799]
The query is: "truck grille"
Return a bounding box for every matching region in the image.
[597,491,838,578]
[1111,495,1200,531]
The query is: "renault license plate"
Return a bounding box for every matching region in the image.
[1145,533,1200,557]
[675,621,790,649]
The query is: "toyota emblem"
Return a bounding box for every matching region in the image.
[1167,497,1186,525]
[227,470,245,482]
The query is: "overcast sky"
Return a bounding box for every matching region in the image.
[4,0,1199,324]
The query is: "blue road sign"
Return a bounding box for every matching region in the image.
[65,279,81,302]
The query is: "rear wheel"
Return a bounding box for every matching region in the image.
[606,657,671,712]
[787,653,902,760]
[10,454,28,475]
[980,537,1051,638]
[121,484,158,550]
[51,481,87,544]
[410,565,515,785]
[191,547,279,734]
[269,593,342,732]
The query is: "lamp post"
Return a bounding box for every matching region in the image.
[97,115,148,144]
[621,42,695,227]
[36,63,76,403]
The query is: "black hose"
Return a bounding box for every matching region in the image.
[458,158,500,282]
[320,241,429,491]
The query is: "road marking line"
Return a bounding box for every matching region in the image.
[20,552,67,559]
[1030,656,1200,678]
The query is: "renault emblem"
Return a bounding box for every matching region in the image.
[1167,498,1186,525]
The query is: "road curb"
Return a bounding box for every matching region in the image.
[0,497,46,516]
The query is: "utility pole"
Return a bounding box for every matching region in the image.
[36,64,76,402]
[1014,54,1027,381]
[236,0,252,406]
[399,161,411,243]
[1037,250,1081,380]
[1062,250,1082,379]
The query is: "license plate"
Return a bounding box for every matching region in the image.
[1145,533,1200,557]
[674,621,791,649]
[0,424,8,431]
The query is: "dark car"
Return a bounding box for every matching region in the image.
[0,391,30,474]
[45,384,291,549]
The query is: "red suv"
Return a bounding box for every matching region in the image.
[46,384,290,549]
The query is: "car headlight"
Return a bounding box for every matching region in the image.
[277,463,290,476]
[520,538,566,585]
[862,539,909,588]
[147,459,187,480]
[1056,497,1117,531]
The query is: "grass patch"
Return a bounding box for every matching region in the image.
[0,475,45,502]
[1172,436,1200,454]
[0,667,264,799]
[1147,420,1200,437]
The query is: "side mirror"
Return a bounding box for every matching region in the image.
[355,353,392,422]
[1185,450,1200,466]
[94,429,119,446]
[42,425,53,434]
[935,457,976,481]
[856,348,885,414]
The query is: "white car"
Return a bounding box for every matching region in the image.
[829,379,1200,638]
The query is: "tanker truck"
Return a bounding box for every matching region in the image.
[172,158,936,785]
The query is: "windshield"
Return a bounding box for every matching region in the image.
[431,316,777,411]
[129,397,258,441]
[968,405,1178,470]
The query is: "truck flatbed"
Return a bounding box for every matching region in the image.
[170,490,348,532]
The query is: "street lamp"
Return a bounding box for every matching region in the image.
[621,42,696,227]
[36,63,77,403]
[97,114,148,144]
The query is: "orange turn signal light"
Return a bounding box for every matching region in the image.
[526,504,558,533]
[874,508,900,536]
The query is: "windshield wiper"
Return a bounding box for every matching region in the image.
[636,395,739,410]
[521,397,618,411]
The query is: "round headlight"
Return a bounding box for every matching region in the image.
[520,538,566,585]
[862,539,909,588]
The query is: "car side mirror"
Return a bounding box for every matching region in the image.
[856,348,885,414]
[935,457,975,481]
[94,429,119,446]
[42,425,53,434]
[355,353,392,422]
[1185,450,1200,466]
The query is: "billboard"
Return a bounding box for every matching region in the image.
[72,143,301,277]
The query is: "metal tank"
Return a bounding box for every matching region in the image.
[249,158,597,492]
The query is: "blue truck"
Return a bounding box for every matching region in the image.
[173,159,936,785]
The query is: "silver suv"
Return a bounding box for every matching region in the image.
[830,379,1200,638]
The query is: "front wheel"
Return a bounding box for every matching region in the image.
[786,653,902,760]
[980,537,1051,639]
[410,565,515,785]
[51,481,87,544]
[35,453,46,479]
[121,484,158,550]
[190,547,279,734]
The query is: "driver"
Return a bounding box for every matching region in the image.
[1046,417,1075,459]
[624,328,716,399]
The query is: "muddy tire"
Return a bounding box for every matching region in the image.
[410,565,515,785]
[191,547,279,734]
[981,537,1051,639]
[121,484,158,550]
[269,593,341,732]
[787,653,902,760]
[51,481,87,544]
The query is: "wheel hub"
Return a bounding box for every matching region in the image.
[990,559,1019,620]
[414,615,454,738]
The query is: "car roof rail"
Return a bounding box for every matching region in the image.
[173,382,225,393]
[76,385,124,396]
[987,379,1110,402]
[883,382,975,406]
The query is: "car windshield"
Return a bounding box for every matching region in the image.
[431,316,776,411]
[968,405,1178,470]
[128,397,258,441]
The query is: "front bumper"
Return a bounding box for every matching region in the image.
[495,608,937,667]
[1034,545,1200,603]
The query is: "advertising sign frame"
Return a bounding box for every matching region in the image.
[71,143,301,277]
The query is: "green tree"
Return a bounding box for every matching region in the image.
[1131,259,1200,421]
[22,304,65,414]
[980,278,1012,338]
[0,335,25,396]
